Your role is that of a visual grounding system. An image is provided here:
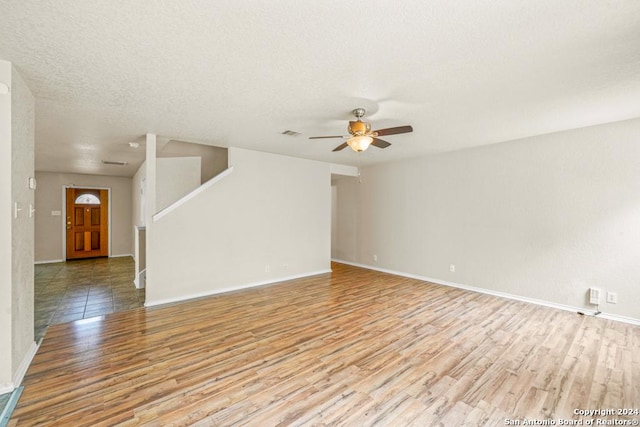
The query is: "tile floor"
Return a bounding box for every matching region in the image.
[34,256,145,341]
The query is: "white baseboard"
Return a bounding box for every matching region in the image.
[145,269,331,308]
[34,259,64,265]
[13,341,39,388]
[597,312,640,326]
[36,254,133,264]
[332,259,640,326]
[0,340,40,395]
[110,253,133,259]
[134,269,146,289]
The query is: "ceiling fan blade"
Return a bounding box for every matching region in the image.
[332,142,349,152]
[371,138,391,149]
[374,125,413,136]
[309,135,344,139]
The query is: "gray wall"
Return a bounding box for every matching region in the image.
[35,172,133,262]
[132,157,205,228]
[332,176,359,261]
[158,140,228,184]
[334,117,640,321]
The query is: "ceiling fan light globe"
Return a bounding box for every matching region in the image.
[347,135,373,152]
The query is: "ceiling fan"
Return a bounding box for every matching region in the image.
[309,108,413,152]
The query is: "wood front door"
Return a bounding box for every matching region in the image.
[66,188,109,260]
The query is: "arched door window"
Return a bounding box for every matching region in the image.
[74,194,101,204]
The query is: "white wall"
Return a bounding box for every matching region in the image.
[132,156,201,287]
[10,63,35,388]
[0,59,14,391]
[335,118,640,321]
[146,147,331,305]
[132,165,145,228]
[0,61,36,392]
[34,172,133,262]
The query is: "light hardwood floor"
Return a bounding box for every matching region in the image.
[10,263,640,426]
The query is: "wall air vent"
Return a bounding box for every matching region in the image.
[102,160,128,166]
[281,130,301,136]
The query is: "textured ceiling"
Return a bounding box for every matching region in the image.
[1,0,639,176]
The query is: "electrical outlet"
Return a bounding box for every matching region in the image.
[373,254,378,262]
[449,264,455,273]
[606,291,617,304]
[589,287,601,305]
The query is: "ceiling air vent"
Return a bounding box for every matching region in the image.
[102,160,128,166]
[281,130,301,136]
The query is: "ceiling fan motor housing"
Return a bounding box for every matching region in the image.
[348,120,371,136]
